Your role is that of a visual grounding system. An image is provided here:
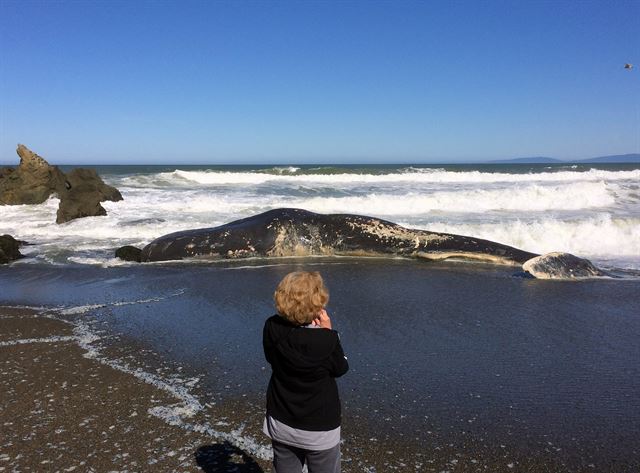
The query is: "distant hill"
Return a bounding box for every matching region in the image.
[579,154,640,163]
[491,154,640,164]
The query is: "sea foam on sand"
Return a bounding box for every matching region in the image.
[3,299,274,462]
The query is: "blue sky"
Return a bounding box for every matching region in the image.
[0,0,638,164]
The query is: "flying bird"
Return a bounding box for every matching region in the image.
[624,63,633,70]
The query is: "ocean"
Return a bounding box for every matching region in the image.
[1,163,639,271]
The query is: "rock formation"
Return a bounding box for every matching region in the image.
[56,168,123,223]
[0,235,24,265]
[0,145,67,205]
[0,167,14,179]
[0,144,123,223]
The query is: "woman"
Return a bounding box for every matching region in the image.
[263,271,349,473]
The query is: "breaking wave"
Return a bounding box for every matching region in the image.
[2,164,638,269]
[118,167,640,188]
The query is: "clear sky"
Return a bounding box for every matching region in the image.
[0,0,638,164]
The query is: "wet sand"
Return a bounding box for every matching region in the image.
[0,307,268,472]
[0,305,533,473]
[2,259,640,472]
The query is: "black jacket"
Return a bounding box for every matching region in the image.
[263,314,349,431]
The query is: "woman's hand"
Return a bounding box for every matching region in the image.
[313,309,332,330]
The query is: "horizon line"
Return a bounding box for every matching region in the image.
[1,153,639,167]
[1,160,637,167]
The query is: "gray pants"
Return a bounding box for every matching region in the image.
[271,440,340,473]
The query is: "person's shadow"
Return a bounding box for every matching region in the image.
[195,442,265,472]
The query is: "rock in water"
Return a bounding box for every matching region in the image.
[0,234,24,264]
[0,144,67,204]
[0,144,123,223]
[115,245,142,262]
[56,168,123,224]
[522,252,605,279]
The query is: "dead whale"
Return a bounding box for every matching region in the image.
[141,208,538,265]
[522,252,606,279]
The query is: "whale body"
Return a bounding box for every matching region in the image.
[141,208,538,265]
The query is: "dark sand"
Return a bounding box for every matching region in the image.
[0,307,268,472]
[2,258,640,472]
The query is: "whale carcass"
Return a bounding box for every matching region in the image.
[141,208,538,265]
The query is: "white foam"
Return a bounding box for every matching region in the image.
[59,304,109,315]
[409,215,640,267]
[104,181,618,216]
[279,181,615,214]
[73,319,204,418]
[58,291,185,315]
[0,336,77,347]
[71,317,272,461]
[66,256,134,267]
[125,168,640,186]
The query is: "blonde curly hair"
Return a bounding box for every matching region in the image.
[274,271,329,325]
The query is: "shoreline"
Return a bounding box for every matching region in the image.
[0,304,582,473]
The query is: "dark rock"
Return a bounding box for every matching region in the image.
[522,252,605,279]
[56,168,123,224]
[0,144,66,205]
[0,234,25,264]
[115,245,142,262]
[0,144,123,223]
[56,196,108,223]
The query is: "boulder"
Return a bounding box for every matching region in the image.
[115,245,142,262]
[0,144,66,204]
[0,144,123,223]
[0,234,24,264]
[522,252,605,279]
[56,168,122,224]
